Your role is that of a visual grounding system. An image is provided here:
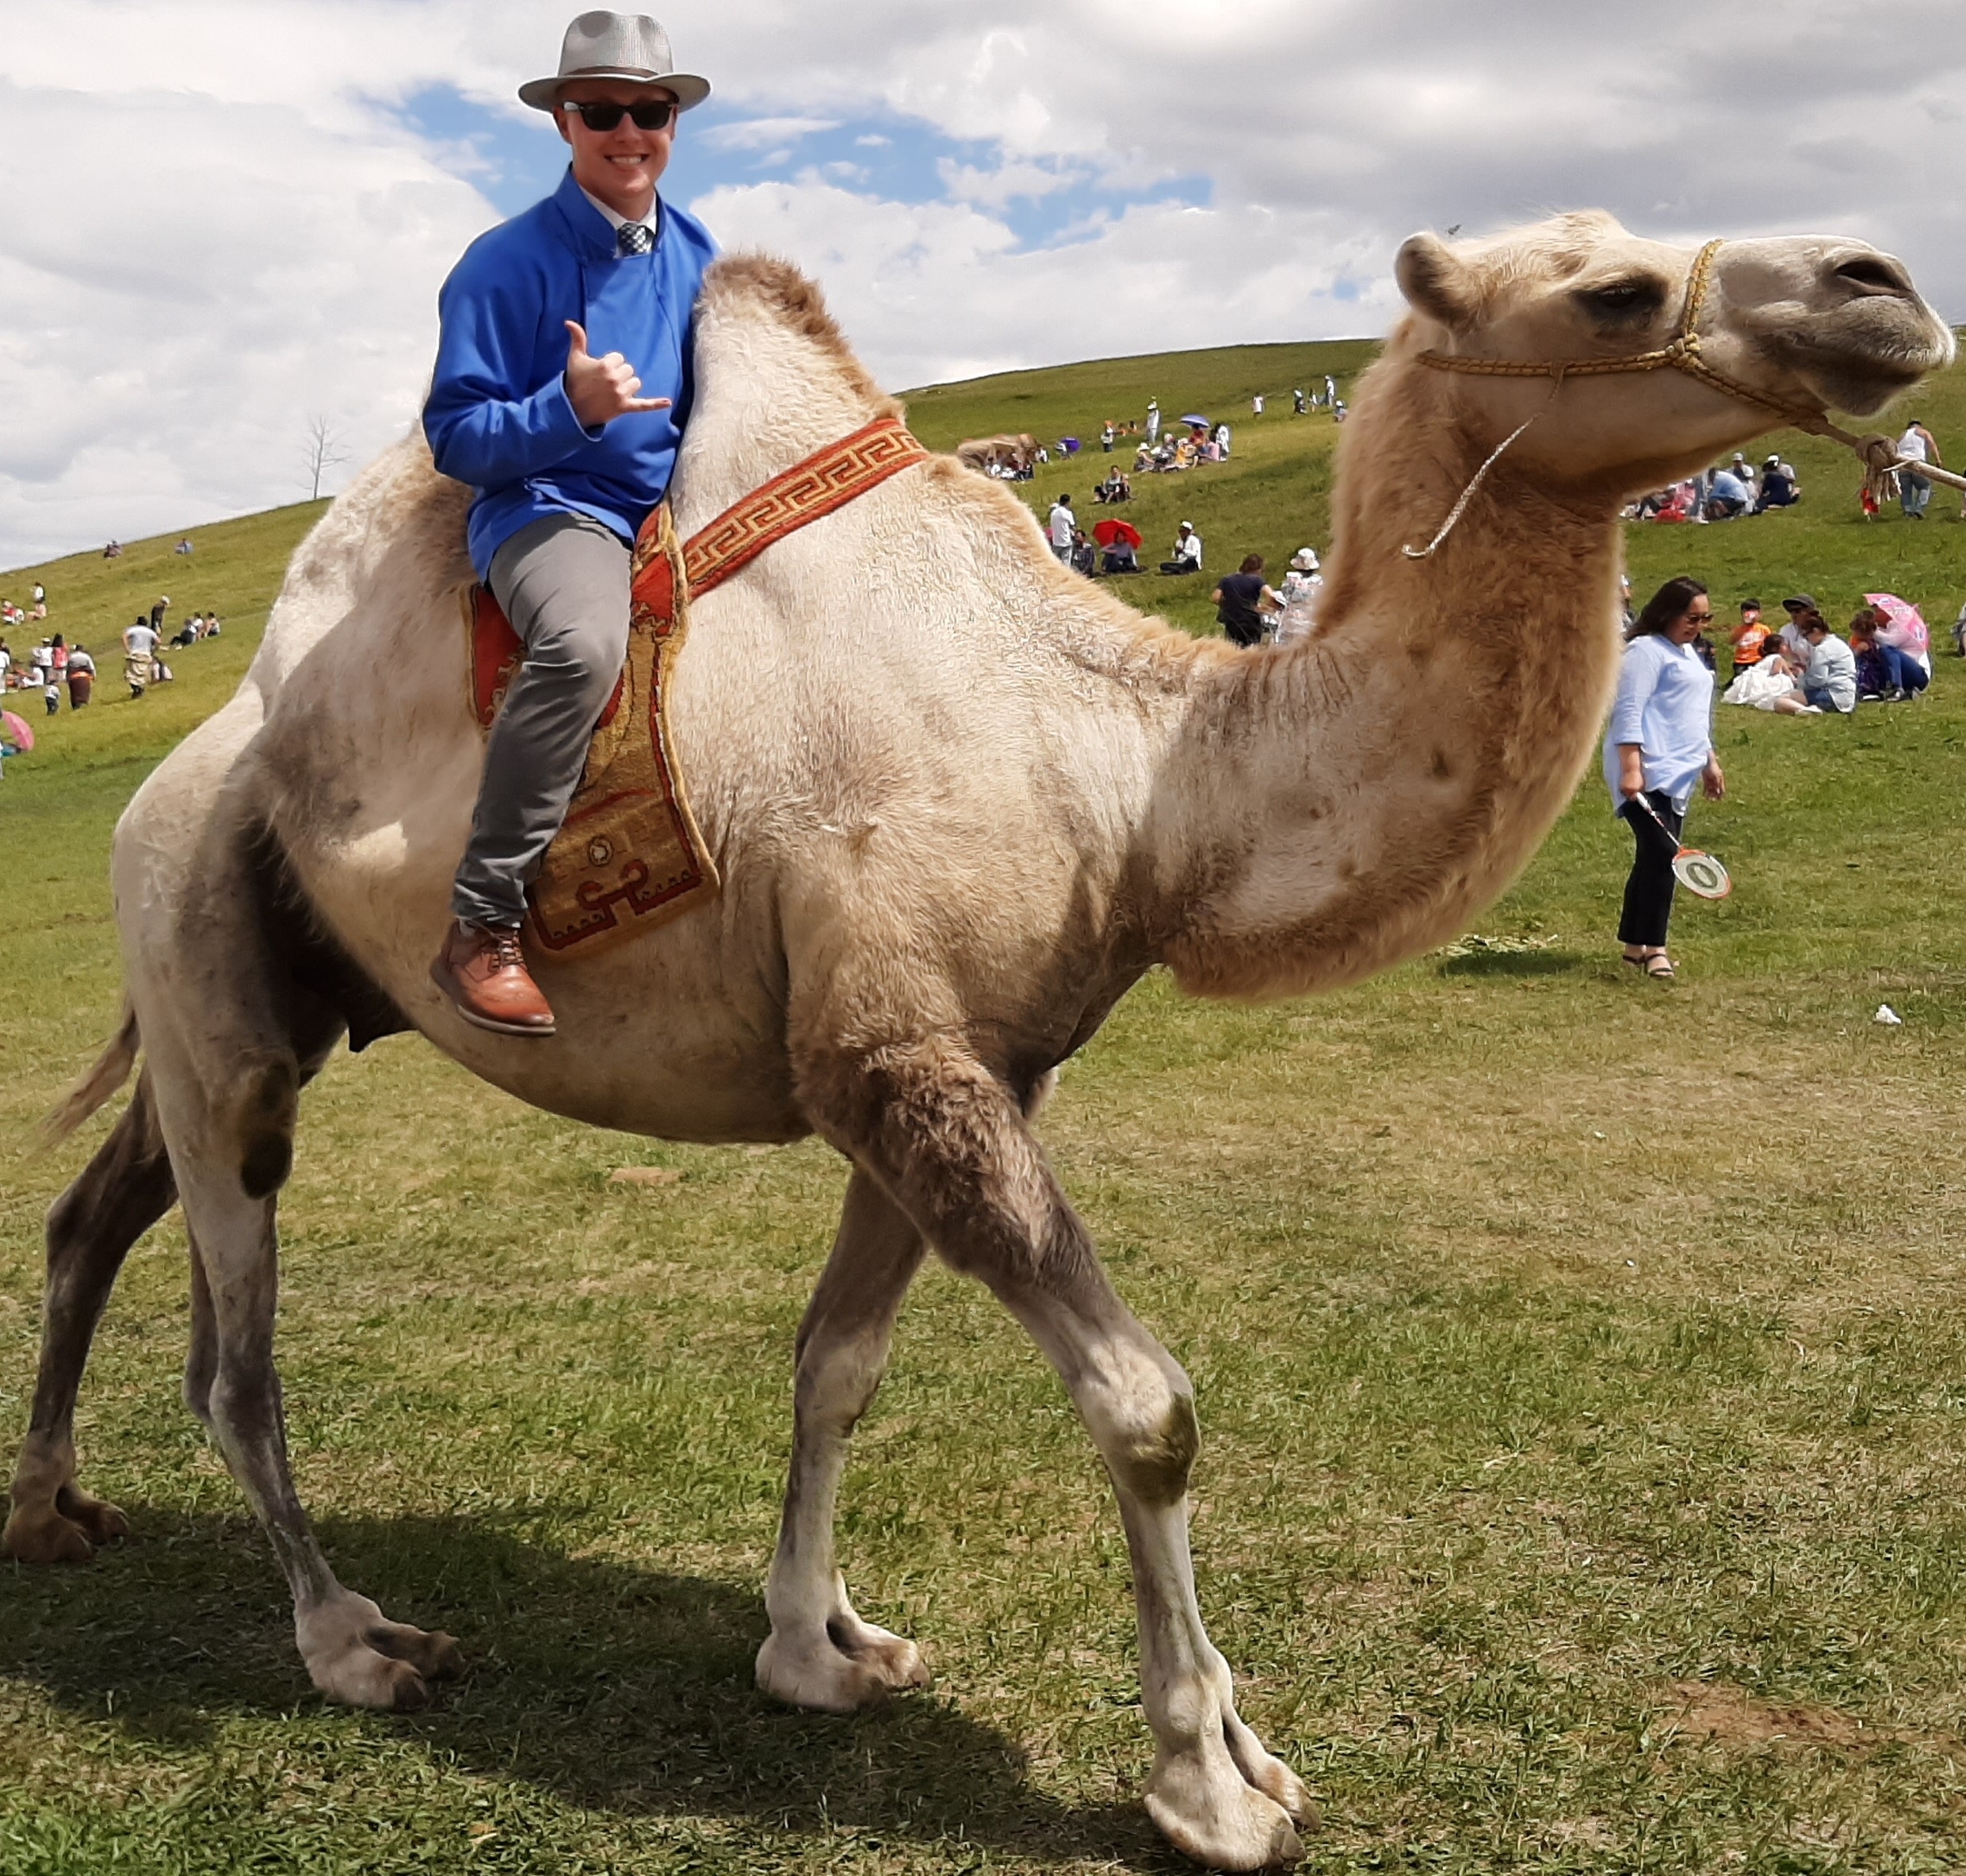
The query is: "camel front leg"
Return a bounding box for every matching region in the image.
[811,1040,1312,1871]
[756,1167,931,1712]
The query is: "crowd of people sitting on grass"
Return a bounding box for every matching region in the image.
[1630,451,1801,522]
[1632,421,1958,526]
[1707,592,1953,715]
[973,382,1348,493]
[1135,418,1237,476]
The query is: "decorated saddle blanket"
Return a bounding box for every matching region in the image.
[466,414,927,960]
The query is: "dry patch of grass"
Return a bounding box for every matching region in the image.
[1658,1679,1942,1755]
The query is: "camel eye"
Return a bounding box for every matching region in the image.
[1582,280,1666,320]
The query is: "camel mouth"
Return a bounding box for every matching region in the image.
[1756,299,1957,417]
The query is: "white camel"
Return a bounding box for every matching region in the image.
[7,214,1950,1870]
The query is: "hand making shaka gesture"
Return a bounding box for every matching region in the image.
[563,320,674,427]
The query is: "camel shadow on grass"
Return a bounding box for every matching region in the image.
[0,1504,1170,1868]
[1436,949,1588,979]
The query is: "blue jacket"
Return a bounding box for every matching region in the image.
[424,167,718,579]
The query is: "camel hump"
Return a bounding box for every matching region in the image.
[696,253,899,419]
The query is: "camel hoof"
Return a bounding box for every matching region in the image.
[1145,1745,1307,1870]
[55,1484,131,1547]
[365,1620,465,1683]
[1243,1753,1316,1829]
[322,1650,432,1713]
[1,1500,97,1565]
[298,1594,463,1712]
[755,1622,930,1714]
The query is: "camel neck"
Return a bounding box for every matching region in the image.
[1144,378,1625,999]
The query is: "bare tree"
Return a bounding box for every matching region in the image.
[301,415,351,501]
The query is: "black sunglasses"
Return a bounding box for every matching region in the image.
[562,100,674,132]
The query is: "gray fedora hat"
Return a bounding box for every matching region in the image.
[518,11,711,113]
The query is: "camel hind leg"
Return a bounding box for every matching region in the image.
[163,1138,461,1709]
[3,1072,177,1564]
[118,808,456,1710]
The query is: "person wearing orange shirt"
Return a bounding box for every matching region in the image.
[1728,598,1768,678]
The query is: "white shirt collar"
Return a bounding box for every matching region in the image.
[578,184,659,238]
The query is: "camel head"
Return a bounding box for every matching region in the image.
[1386,210,1955,498]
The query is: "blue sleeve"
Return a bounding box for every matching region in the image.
[422,240,601,488]
[1606,640,1654,747]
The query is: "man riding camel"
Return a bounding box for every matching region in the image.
[423,12,716,1035]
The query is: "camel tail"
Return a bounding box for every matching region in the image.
[43,1000,140,1145]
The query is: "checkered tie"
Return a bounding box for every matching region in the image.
[617,222,653,257]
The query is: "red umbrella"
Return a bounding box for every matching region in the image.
[1093,518,1142,548]
[1864,592,1929,655]
[1,709,33,753]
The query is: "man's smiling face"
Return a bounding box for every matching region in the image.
[555,78,678,221]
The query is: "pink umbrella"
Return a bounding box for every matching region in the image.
[1865,592,1929,655]
[1,709,33,753]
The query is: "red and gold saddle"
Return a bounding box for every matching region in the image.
[466,414,926,959]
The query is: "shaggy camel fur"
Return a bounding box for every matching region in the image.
[8,215,1951,1869]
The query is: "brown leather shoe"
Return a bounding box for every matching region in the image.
[429,919,555,1036]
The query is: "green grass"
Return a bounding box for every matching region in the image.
[4,340,1966,1874]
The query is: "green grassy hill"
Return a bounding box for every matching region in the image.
[5,339,1966,1875]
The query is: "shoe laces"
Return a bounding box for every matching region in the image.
[477,924,526,969]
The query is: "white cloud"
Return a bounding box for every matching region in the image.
[936,157,1085,211]
[699,115,842,152]
[0,75,494,564]
[3,0,1964,566]
[698,180,1398,389]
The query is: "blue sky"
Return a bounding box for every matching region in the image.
[391,84,1210,254]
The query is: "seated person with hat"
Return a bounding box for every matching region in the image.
[422,11,716,1036]
[1159,522,1203,574]
[1777,594,1821,663]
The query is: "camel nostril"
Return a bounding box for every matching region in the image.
[1832,254,1912,298]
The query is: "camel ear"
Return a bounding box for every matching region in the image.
[1395,233,1479,332]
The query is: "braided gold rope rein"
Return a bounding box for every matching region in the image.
[1414,241,1811,423]
[1399,237,1948,556]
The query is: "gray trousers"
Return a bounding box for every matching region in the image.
[452,512,632,927]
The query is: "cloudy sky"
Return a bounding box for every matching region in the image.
[3,1,1962,567]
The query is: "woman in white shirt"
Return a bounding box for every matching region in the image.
[1603,577,1726,981]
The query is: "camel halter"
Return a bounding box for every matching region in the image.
[1401,238,1934,558]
